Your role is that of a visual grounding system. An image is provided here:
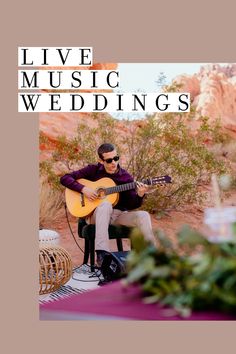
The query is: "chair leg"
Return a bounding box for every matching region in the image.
[89,237,95,272]
[116,238,123,251]
[83,238,90,265]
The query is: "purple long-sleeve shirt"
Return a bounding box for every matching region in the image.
[60,163,144,211]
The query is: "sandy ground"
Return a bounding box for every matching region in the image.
[48,187,236,268]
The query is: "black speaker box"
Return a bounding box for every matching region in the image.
[100,251,129,282]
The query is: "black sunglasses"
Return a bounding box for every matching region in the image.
[103,155,119,164]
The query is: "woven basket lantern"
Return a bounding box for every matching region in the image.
[39,245,72,295]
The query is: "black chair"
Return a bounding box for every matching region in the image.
[78,218,132,271]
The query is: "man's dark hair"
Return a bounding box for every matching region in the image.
[97,143,116,159]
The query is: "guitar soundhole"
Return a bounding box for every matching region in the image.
[96,188,106,199]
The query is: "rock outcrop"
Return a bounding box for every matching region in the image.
[175,63,236,133]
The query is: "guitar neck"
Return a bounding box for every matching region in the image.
[105,179,150,195]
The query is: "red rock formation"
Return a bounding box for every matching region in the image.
[175,64,236,133]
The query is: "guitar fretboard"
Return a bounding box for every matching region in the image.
[105,179,150,195]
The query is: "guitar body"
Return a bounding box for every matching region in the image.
[65,177,119,218]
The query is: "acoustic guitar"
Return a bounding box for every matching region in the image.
[65,175,172,218]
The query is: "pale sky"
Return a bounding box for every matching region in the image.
[116,63,208,92]
[112,62,227,119]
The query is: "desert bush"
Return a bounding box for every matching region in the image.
[206,139,236,192]
[222,141,236,163]
[122,113,226,212]
[118,82,229,211]
[197,116,230,144]
[40,110,227,213]
[39,179,64,229]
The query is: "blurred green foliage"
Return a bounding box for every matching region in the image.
[124,226,236,317]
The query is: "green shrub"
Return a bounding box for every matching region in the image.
[122,113,226,212]
[39,111,227,212]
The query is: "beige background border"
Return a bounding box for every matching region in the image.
[2,0,235,353]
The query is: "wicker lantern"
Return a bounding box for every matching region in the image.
[39,245,72,295]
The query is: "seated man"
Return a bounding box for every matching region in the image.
[60,143,157,266]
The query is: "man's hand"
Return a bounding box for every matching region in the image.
[82,186,98,201]
[136,182,149,197]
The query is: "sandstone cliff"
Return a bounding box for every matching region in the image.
[175,63,236,134]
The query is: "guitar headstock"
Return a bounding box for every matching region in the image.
[144,175,172,186]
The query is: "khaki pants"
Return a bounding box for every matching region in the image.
[86,201,156,251]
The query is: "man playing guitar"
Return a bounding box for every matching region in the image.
[60,143,157,266]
